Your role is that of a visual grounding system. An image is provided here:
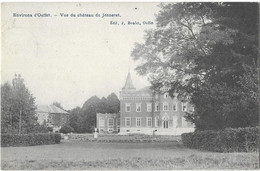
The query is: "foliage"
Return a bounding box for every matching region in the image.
[1,133,61,147]
[68,134,181,142]
[68,93,120,133]
[1,74,38,134]
[181,126,259,152]
[60,125,74,134]
[51,102,64,110]
[28,123,50,133]
[131,2,259,130]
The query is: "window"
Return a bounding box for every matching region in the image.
[147,117,152,127]
[182,102,187,112]
[164,93,169,99]
[173,102,177,111]
[108,118,114,127]
[117,119,120,126]
[163,103,169,111]
[155,103,159,111]
[125,117,131,127]
[136,103,141,112]
[125,103,131,112]
[136,117,141,127]
[163,121,169,128]
[99,118,105,127]
[155,117,159,127]
[147,103,152,112]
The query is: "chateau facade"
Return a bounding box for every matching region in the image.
[119,72,195,135]
[96,72,195,135]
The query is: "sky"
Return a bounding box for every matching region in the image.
[2,2,160,110]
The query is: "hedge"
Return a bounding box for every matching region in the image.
[68,133,181,143]
[1,133,61,147]
[181,127,259,152]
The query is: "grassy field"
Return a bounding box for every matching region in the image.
[2,140,259,170]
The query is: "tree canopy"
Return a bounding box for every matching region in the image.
[51,102,64,110]
[1,74,39,134]
[68,93,120,133]
[132,2,259,130]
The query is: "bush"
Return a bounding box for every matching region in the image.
[181,126,259,152]
[68,133,181,142]
[1,133,61,147]
[60,125,74,134]
[29,124,50,133]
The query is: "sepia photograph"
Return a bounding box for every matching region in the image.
[1,2,259,170]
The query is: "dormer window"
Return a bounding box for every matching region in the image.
[164,93,169,99]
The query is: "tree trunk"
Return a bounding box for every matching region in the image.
[19,108,22,135]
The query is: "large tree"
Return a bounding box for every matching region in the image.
[1,74,38,134]
[107,93,120,113]
[68,93,120,133]
[132,2,259,130]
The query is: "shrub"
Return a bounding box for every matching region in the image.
[47,127,53,132]
[29,124,50,133]
[60,125,74,134]
[1,133,61,147]
[181,126,259,152]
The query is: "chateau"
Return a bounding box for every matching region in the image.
[97,72,195,135]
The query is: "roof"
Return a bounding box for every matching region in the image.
[122,72,136,90]
[136,86,153,94]
[36,105,68,114]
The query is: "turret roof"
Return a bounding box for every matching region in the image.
[122,72,136,90]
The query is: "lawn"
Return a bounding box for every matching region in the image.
[1,140,259,170]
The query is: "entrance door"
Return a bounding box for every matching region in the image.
[163,121,169,128]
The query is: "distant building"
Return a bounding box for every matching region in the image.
[119,72,195,135]
[36,105,69,132]
[96,113,120,133]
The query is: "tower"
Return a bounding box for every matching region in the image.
[122,72,136,92]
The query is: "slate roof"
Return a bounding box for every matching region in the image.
[136,86,153,94]
[122,72,136,90]
[36,105,68,114]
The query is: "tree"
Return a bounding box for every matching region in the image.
[81,96,101,133]
[107,93,120,113]
[99,97,109,113]
[1,82,14,133]
[60,125,74,134]
[1,74,38,134]
[132,2,259,130]
[51,102,64,110]
[68,107,83,133]
[67,93,120,133]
